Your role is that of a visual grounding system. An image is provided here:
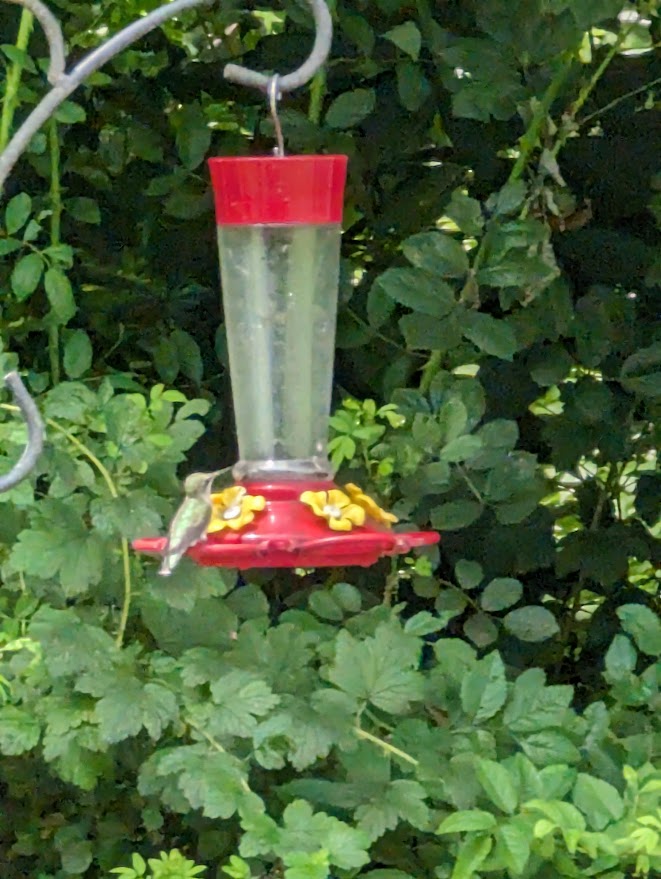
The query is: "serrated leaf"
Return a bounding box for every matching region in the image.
[383,21,421,60]
[481,577,523,612]
[503,606,559,642]
[616,604,661,656]
[440,434,482,462]
[431,500,483,530]
[11,501,106,596]
[462,311,517,360]
[451,834,492,879]
[0,705,40,755]
[325,89,375,129]
[496,822,531,875]
[460,652,507,723]
[205,670,279,736]
[475,758,518,814]
[328,622,424,714]
[396,61,430,111]
[520,732,581,765]
[375,267,456,317]
[604,634,637,680]
[437,810,497,834]
[402,232,469,278]
[572,774,624,831]
[355,779,430,841]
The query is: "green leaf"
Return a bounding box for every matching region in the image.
[44,267,77,323]
[620,342,661,397]
[55,101,86,123]
[463,612,498,648]
[0,705,40,755]
[617,604,661,656]
[325,89,375,129]
[604,634,637,681]
[55,826,93,875]
[520,732,581,765]
[462,311,517,360]
[283,850,330,879]
[402,232,469,278]
[5,192,32,234]
[383,21,422,60]
[431,500,483,530]
[503,606,559,642]
[396,61,430,112]
[460,652,507,723]
[503,668,573,733]
[475,758,518,814]
[11,500,105,596]
[440,434,482,463]
[399,311,463,351]
[141,744,249,820]
[451,835,492,879]
[63,329,93,378]
[495,822,531,875]
[437,810,497,834]
[455,559,483,590]
[481,577,523,612]
[205,670,279,736]
[328,622,424,714]
[572,774,624,831]
[375,267,456,317]
[66,197,101,224]
[174,102,212,170]
[11,252,43,300]
[355,779,430,841]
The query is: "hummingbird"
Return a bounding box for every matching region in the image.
[159,470,224,576]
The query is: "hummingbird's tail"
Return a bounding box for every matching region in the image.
[158,557,173,576]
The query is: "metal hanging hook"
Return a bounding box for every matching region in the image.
[268,75,285,157]
[0,372,44,492]
[223,0,332,94]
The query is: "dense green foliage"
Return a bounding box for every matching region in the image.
[0,0,659,876]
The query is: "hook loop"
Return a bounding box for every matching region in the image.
[268,75,285,156]
[0,372,44,492]
[223,0,332,94]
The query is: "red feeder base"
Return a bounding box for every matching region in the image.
[133,480,439,570]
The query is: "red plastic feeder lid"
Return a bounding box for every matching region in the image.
[133,480,439,571]
[208,155,348,225]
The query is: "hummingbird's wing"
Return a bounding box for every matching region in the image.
[158,502,214,576]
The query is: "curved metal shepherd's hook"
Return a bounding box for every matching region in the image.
[0,0,332,489]
[0,372,44,492]
[0,0,333,192]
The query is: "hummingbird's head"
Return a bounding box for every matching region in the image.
[182,471,221,496]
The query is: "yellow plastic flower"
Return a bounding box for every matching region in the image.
[344,483,398,527]
[300,489,366,532]
[208,486,266,533]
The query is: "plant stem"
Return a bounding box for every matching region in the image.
[508,54,574,183]
[186,716,252,792]
[354,726,419,766]
[578,74,661,129]
[308,69,326,124]
[419,350,442,395]
[0,9,34,155]
[48,117,62,386]
[1,402,134,649]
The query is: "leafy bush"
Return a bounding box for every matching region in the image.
[0,0,658,876]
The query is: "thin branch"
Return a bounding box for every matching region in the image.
[354,726,419,766]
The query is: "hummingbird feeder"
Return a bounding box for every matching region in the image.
[130,1,439,570]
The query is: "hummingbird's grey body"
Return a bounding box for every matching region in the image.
[159,471,221,576]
